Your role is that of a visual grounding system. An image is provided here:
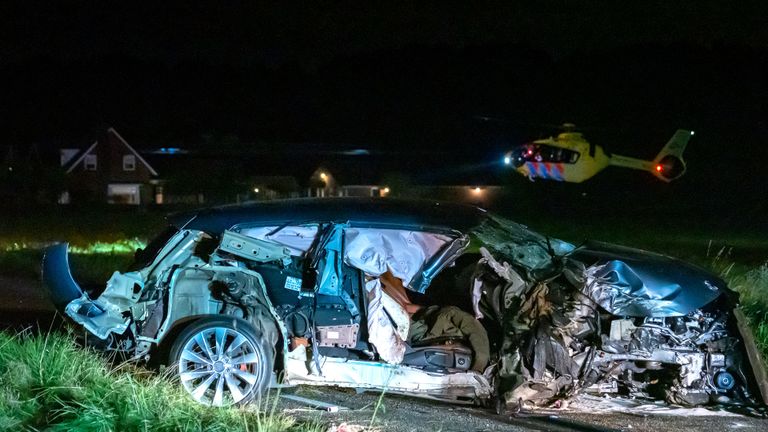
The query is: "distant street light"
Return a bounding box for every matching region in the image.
[253,187,259,193]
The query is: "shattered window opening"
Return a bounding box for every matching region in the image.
[471,215,574,275]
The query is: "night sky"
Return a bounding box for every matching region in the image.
[2,2,767,224]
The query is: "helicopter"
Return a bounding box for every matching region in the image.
[502,123,694,183]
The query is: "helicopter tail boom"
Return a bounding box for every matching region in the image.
[606,129,693,182]
[651,129,693,182]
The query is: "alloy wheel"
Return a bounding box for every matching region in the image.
[177,327,263,406]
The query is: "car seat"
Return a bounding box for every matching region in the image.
[401,336,473,372]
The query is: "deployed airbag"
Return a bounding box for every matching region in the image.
[365,278,408,364]
[344,228,451,286]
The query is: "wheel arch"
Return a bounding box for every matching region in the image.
[154,311,285,369]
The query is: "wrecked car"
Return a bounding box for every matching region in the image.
[42,198,766,409]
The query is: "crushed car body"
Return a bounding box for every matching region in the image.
[42,198,767,409]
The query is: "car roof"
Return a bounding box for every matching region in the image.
[168,197,488,235]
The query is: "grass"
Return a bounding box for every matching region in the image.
[0,206,167,248]
[721,260,768,365]
[0,330,323,432]
[0,248,134,285]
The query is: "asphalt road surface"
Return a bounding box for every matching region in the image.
[277,385,766,432]
[1,275,766,431]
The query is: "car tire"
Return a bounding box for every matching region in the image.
[169,316,274,406]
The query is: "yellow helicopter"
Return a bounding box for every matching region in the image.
[502,124,694,183]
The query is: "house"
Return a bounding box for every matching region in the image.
[60,128,159,205]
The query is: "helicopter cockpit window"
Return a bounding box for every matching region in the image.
[511,144,579,167]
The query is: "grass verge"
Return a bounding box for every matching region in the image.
[0,330,323,432]
[723,261,768,366]
[0,249,134,284]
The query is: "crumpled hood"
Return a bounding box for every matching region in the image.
[567,241,728,317]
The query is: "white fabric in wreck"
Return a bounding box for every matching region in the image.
[365,279,408,364]
[239,225,319,256]
[343,228,452,286]
[380,289,410,341]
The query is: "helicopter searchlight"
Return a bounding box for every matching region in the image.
[503,125,693,183]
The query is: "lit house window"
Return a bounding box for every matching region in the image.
[123,154,136,171]
[84,154,97,171]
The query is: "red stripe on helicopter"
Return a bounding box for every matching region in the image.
[551,163,564,181]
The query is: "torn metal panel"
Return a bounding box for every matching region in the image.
[219,230,292,265]
[65,294,130,340]
[43,244,136,340]
[471,215,574,274]
[410,234,470,294]
[474,247,528,321]
[284,346,492,400]
[583,260,719,317]
[571,241,725,316]
[470,242,758,409]
[238,225,319,256]
[100,271,144,310]
[479,246,523,285]
[66,271,145,340]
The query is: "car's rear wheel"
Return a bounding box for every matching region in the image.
[169,317,273,406]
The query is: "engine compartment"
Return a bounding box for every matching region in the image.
[473,255,760,409]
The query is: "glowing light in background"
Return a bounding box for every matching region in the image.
[2,239,146,254]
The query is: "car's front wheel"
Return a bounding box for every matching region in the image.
[169,317,273,406]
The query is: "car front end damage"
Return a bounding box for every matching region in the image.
[472,216,768,409]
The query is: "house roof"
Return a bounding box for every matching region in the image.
[65,128,158,176]
[108,128,158,176]
[64,141,98,173]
